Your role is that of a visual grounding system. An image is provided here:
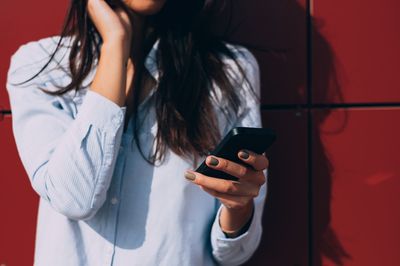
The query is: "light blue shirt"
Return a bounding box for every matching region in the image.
[6,35,267,266]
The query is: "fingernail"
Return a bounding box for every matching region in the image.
[209,157,219,166]
[239,150,249,159]
[184,171,196,181]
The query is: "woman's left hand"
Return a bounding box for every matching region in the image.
[184,149,269,235]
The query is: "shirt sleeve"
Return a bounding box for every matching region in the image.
[6,42,127,221]
[210,45,268,265]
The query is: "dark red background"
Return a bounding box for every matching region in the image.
[1,0,399,265]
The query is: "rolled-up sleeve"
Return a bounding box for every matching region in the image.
[6,43,126,221]
[210,45,268,265]
[211,179,267,265]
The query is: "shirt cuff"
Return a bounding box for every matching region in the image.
[210,202,263,263]
[78,89,127,133]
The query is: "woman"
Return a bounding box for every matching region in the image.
[6,0,269,265]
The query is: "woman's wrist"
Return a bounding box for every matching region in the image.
[219,200,255,238]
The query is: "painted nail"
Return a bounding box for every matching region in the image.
[184,171,196,181]
[239,150,249,159]
[209,157,219,166]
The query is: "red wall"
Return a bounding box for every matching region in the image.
[1,1,399,265]
[0,1,69,265]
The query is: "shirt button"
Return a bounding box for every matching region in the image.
[111,197,119,205]
[111,114,122,125]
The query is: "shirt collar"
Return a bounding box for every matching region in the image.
[143,38,160,83]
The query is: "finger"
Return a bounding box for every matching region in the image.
[185,170,259,197]
[199,186,252,209]
[87,0,130,40]
[205,155,258,181]
[237,149,269,171]
[88,0,115,22]
[87,0,116,34]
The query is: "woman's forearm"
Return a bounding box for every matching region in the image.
[87,0,134,107]
[90,41,129,107]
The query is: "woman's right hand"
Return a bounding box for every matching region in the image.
[87,0,132,54]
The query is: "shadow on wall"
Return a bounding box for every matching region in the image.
[311,16,351,266]
[211,0,350,265]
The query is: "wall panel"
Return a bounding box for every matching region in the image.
[312,108,400,265]
[312,0,400,104]
[213,0,308,105]
[0,116,39,266]
[0,1,68,109]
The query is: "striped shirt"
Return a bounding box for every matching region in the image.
[6,35,267,266]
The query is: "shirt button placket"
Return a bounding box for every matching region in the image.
[104,145,126,266]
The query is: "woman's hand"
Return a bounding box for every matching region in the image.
[87,0,133,55]
[87,0,138,106]
[185,150,269,236]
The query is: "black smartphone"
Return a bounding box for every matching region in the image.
[195,127,276,181]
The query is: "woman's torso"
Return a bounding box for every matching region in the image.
[28,35,241,266]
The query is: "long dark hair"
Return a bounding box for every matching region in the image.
[13,0,258,167]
